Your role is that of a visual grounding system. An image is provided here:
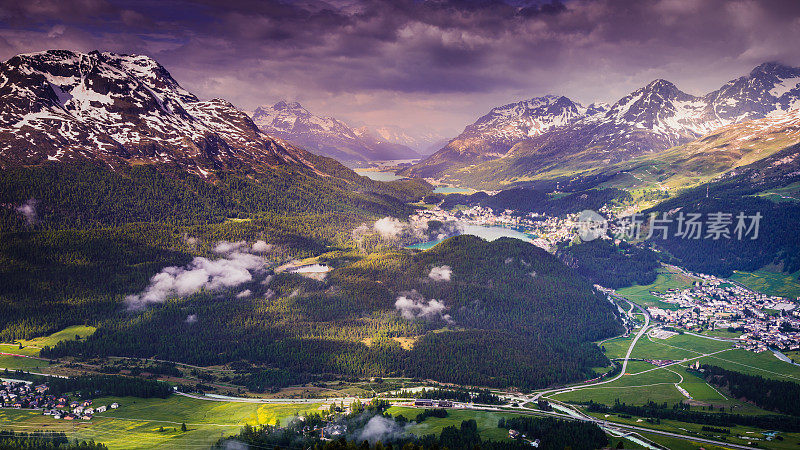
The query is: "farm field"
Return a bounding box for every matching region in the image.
[0,395,322,449]
[0,355,50,371]
[386,406,516,442]
[616,266,698,310]
[0,326,96,357]
[730,268,800,298]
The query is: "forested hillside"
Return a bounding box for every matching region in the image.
[42,236,621,390]
[0,161,429,231]
[643,144,800,276]
[439,188,631,216]
[557,240,660,289]
[0,159,432,340]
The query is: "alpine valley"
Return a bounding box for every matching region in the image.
[3,49,800,450]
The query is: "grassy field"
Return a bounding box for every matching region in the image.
[0,326,95,371]
[386,406,516,442]
[730,268,800,298]
[0,395,322,449]
[654,334,732,355]
[559,328,800,412]
[701,348,800,382]
[551,361,688,405]
[590,408,800,449]
[617,265,698,310]
[0,355,50,371]
[0,326,96,357]
[695,329,743,339]
[603,332,732,362]
[637,432,734,450]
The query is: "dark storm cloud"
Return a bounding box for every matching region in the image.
[1,0,799,137]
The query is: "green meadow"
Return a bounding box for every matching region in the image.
[0,395,322,449]
[0,325,96,357]
[386,406,516,442]
[616,266,697,310]
[0,355,50,371]
[730,268,800,298]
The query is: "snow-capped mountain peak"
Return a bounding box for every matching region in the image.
[404,62,800,179]
[706,62,800,123]
[0,50,324,174]
[250,102,419,161]
[252,101,354,138]
[466,94,598,141]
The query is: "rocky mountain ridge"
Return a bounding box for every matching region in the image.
[251,101,420,161]
[404,62,800,179]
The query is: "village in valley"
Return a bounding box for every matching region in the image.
[644,273,800,353]
[0,379,119,421]
[414,204,800,357]
[411,205,594,252]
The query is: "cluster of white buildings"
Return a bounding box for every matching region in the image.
[0,379,48,409]
[413,206,587,252]
[646,274,800,352]
[0,379,119,421]
[42,399,118,421]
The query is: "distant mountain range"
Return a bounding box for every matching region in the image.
[251,101,428,162]
[3,50,798,196]
[405,95,610,174]
[361,125,446,155]
[0,49,433,223]
[403,62,800,186]
[0,50,340,177]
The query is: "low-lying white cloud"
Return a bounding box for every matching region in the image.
[373,217,405,239]
[251,240,272,253]
[290,264,330,273]
[366,216,463,245]
[15,198,37,225]
[353,415,411,444]
[125,241,270,310]
[428,265,452,281]
[185,314,198,324]
[394,290,453,323]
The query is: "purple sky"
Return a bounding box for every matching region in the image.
[2,0,800,139]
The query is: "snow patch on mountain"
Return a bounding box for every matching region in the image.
[405,62,800,178]
[0,50,329,175]
[251,102,419,161]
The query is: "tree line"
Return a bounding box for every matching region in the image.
[587,399,800,432]
[700,364,800,416]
